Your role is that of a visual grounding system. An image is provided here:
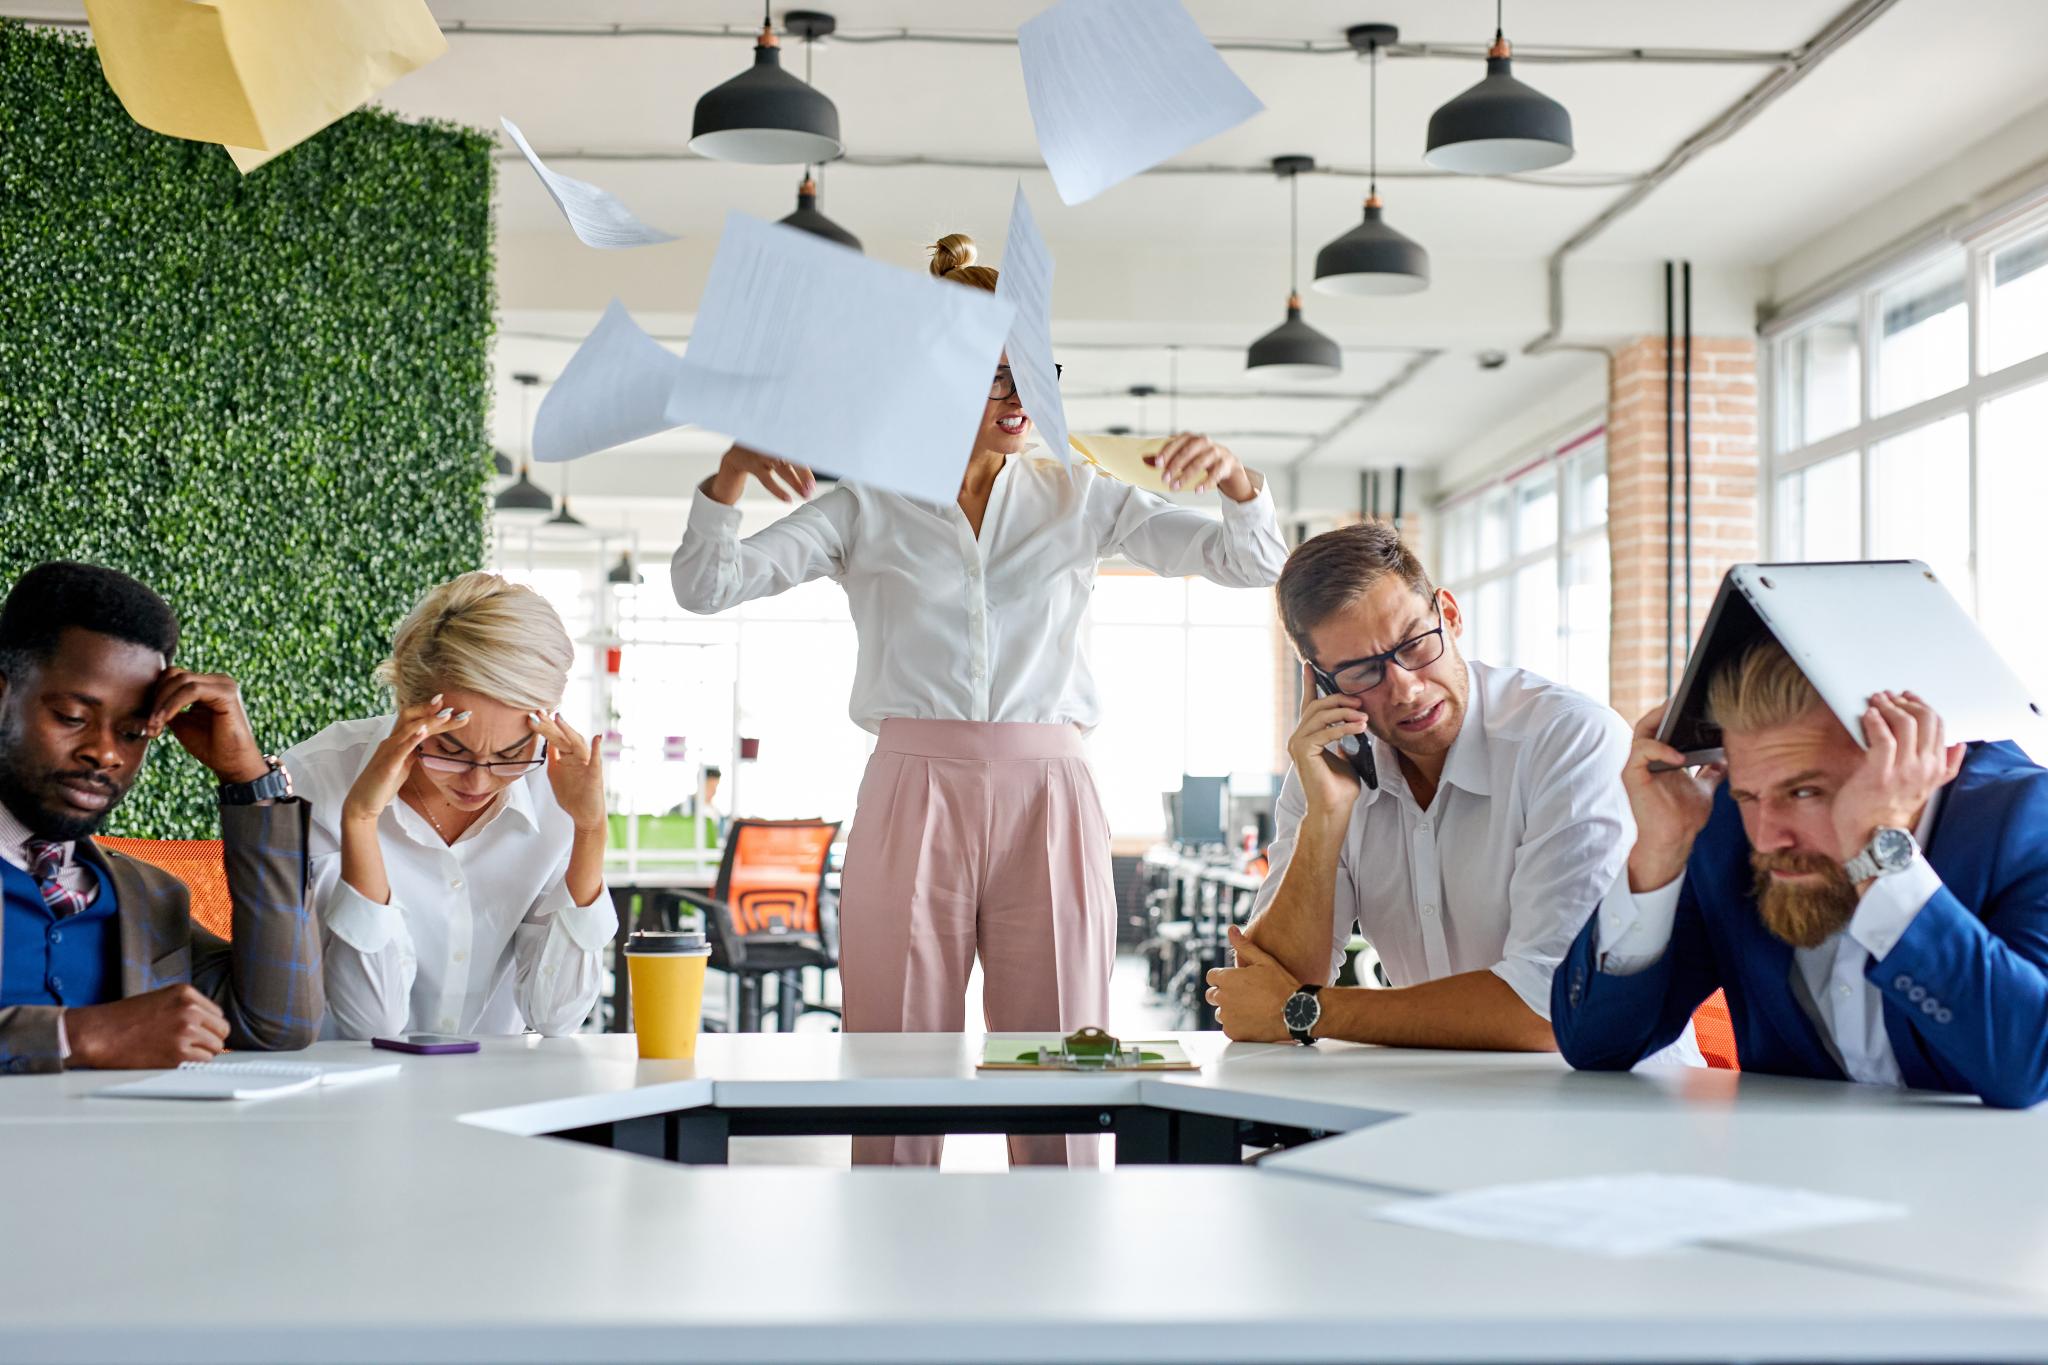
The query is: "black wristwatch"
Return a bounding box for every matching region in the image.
[1282,983,1323,1046]
[219,755,293,806]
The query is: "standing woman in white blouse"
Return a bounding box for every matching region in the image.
[671,234,1288,1166]
[285,573,617,1039]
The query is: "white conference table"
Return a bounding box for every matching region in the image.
[0,1032,2043,1364]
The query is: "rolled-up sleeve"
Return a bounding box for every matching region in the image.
[1494,706,1636,1019]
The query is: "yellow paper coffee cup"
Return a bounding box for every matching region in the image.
[625,930,711,1060]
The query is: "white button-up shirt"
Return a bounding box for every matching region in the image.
[1597,791,1944,1086]
[1253,660,1643,1022]
[285,717,617,1039]
[669,457,1287,733]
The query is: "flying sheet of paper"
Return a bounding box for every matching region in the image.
[532,300,690,463]
[85,0,446,173]
[1017,0,1264,205]
[665,212,1017,504]
[1374,1174,1904,1258]
[994,185,1070,465]
[1070,433,1171,493]
[501,117,677,249]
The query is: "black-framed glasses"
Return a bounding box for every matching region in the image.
[990,363,1061,401]
[418,738,546,777]
[1311,600,1447,695]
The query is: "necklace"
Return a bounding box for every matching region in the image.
[404,773,456,843]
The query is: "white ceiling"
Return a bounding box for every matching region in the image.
[15,0,2048,505]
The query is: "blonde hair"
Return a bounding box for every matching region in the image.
[1704,639,1824,736]
[374,572,572,711]
[928,233,999,293]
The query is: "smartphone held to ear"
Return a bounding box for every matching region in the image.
[1314,677,1378,790]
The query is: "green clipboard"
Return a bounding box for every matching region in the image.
[977,1028,1198,1072]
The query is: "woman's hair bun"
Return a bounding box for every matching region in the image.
[928,233,977,277]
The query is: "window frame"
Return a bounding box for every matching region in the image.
[1764,196,2048,613]
[1435,425,1609,700]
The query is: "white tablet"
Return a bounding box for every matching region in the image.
[1658,561,2047,764]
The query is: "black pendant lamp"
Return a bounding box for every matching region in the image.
[493,372,554,524]
[491,448,514,477]
[1314,25,1429,297]
[1424,0,1573,174]
[774,25,861,251]
[1248,155,1342,379]
[608,551,644,586]
[690,7,843,166]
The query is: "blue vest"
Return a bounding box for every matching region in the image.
[1,855,119,1009]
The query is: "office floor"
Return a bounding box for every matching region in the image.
[727,954,1180,1172]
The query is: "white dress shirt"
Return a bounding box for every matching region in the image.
[1253,659,1680,1043]
[669,456,1287,733]
[0,801,95,904]
[284,717,617,1039]
[1596,791,1945,1086]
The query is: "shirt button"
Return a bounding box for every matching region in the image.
[48,930,62,945]
[1836,985,1851,998]
[440,1017,455,1030]
[453,950,467,963]
[48,976,63,993]
[450,878,463,890]
[1421,904,1436,917]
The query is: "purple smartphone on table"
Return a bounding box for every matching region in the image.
[371,1034,480,1055]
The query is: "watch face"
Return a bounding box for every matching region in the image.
[1872,826,1916,871]
[1282,992,1319,1031]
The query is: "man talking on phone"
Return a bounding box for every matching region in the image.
[1207,523,1691,1060]
[0,562,322,1073]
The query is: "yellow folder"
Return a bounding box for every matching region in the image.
[1069,432,1173,495]
[85,0,447,172]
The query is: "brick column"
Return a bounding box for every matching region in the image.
[1606,337,1760,722]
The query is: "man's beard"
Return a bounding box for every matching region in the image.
[0,731,125,844]
[1751,851,1858,949]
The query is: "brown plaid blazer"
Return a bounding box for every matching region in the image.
[0,799,324,1073]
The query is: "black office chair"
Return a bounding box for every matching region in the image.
[677,818,841,1032]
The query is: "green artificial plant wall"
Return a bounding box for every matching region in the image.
[0,20,496,837]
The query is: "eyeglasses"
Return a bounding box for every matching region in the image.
[1311,600,1448,695]
[417,739,546,777]
[989,364,1061,402]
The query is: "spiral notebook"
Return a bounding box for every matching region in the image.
[92,1058,401,1101]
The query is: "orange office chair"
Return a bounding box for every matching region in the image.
[1692,988,1740,1070]
[95,837,233,941]
[679,818,840,1032]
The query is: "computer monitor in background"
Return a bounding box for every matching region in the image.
[1174,775,1229,848]
[1228,770,1281,849]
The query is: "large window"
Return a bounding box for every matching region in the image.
[494,521,1280,847]
[1437,432,1610,704]
[1767,199,2048,702]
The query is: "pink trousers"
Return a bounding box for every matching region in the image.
[839,719,1116,1167]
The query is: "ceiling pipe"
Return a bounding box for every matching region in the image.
[1524,0,1901,356]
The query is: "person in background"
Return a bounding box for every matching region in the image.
[671,232,1288,1166]
[1207,523,1695,1063]
[693,764,722,848]
[285,573,616,1039]
[1552,640,2048,1108]
[0,562,320,1072]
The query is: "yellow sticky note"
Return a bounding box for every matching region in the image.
[85,0,447,173]
[1069,432,1172,494]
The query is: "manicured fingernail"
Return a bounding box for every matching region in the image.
[431,694,443,704]
[437,708,454,718]
[454,711,471,721]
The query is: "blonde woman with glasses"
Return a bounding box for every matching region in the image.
[285,573,615,1039]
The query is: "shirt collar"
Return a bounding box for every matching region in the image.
[0,797,63,874]
[1435,658,1493,799]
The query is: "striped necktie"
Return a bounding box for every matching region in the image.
[25,840,91,919]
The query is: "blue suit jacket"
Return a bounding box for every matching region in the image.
[1552,742,2048,1109]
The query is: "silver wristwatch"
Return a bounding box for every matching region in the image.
[1843,826,1917,883]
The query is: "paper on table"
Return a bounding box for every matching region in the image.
[1018,0,1264,205]
[501,118,677,249]
[1070,433,1171,494]
[85,0,446,173]
[1374,1173,1904,1258]
[666,212,1017,504]
[532,300,690,463]
[994,184,1070,465]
